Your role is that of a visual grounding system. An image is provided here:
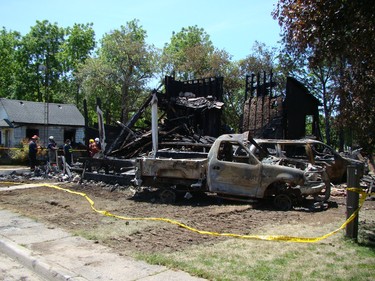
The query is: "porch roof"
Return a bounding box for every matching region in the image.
[0,119,12,128]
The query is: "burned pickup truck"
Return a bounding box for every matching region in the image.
[134,134,330,210]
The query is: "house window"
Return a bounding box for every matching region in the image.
[26,128,39,140]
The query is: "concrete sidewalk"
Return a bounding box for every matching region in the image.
[0,209,205,281]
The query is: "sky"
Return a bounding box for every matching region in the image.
[0,0,281,61]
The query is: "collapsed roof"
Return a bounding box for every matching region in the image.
[106,76,224,158]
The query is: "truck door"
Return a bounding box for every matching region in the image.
[207,140,262,197]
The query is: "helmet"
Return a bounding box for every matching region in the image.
[89,139,94,143]
[49,136,54,140]
[95,138,100,142]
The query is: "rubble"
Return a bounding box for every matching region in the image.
[106,76,224,159]
[78,76,225,185]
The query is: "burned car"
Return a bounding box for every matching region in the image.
[247,137,365,184]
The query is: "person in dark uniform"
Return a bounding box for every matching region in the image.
[28,135,39,171]
[63,139,73,166]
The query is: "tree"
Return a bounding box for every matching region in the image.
[0,28,20,98]
[278,50,338,146]
[16,20,66,102]
[239,42,278,75]
[60,23,96,104]
[239,41,281,93]
[9,21,95,106]
[273,0,375,152]
[76,56,120,123]
[206,49,243,132]
[161,26,214,80]
[77,19,158,124]
[161,26,248,131]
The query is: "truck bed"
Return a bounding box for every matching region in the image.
[135,156,207,189]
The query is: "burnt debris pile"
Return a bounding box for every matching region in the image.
[105,76,224,158]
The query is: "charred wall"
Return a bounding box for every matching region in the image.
[243,95,284,138]
[284,77,322,140]
[242,72,284,139]
[164,76,224,137]
[242,75,322,140]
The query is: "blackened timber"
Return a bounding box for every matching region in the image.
[155,150,208,159]
[116,121,136,137]
[80,157,135,185]
[112,125,184,157]
[83,172,134,185]
[106,93,154,155]
[164,76,223,137]
[159,142,212,148]
[80,157,134,166]
[126,92,154,129]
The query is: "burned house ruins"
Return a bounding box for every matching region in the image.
[96,73,321,161]
[242,73,322,140]
[80,76,225,184]
[104,76,224,159]
[80,73,325,184]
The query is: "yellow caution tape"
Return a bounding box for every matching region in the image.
[40,184,374,243]
[2,181,373,243]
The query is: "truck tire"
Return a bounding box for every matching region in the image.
[159,189,176,204]
[273,194,293,211]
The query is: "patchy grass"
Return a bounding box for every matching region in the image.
[138,232,375,281]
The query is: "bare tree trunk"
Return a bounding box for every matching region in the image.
[121,83,129,124]
[321,81,331,145]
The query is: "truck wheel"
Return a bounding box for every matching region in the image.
[159,189,176,204]
[273,194,292,211]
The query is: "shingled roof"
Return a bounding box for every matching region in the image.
[0,98,84,126]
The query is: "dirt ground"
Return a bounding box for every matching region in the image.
[0,180,374,256]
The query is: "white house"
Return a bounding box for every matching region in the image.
[0,98,85,148]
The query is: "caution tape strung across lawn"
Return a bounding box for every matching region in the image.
[3,182,374,243]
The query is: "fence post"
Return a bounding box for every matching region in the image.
[346,165,360,240]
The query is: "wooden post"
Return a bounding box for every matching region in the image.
[83,99,89,156]
[346,165,360,240]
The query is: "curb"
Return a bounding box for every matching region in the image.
[0,235,87,281]
[0,166,30,176]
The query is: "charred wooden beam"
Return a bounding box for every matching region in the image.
[159,142,212,148]
[82,172,134,185]
[106,92,154,155]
